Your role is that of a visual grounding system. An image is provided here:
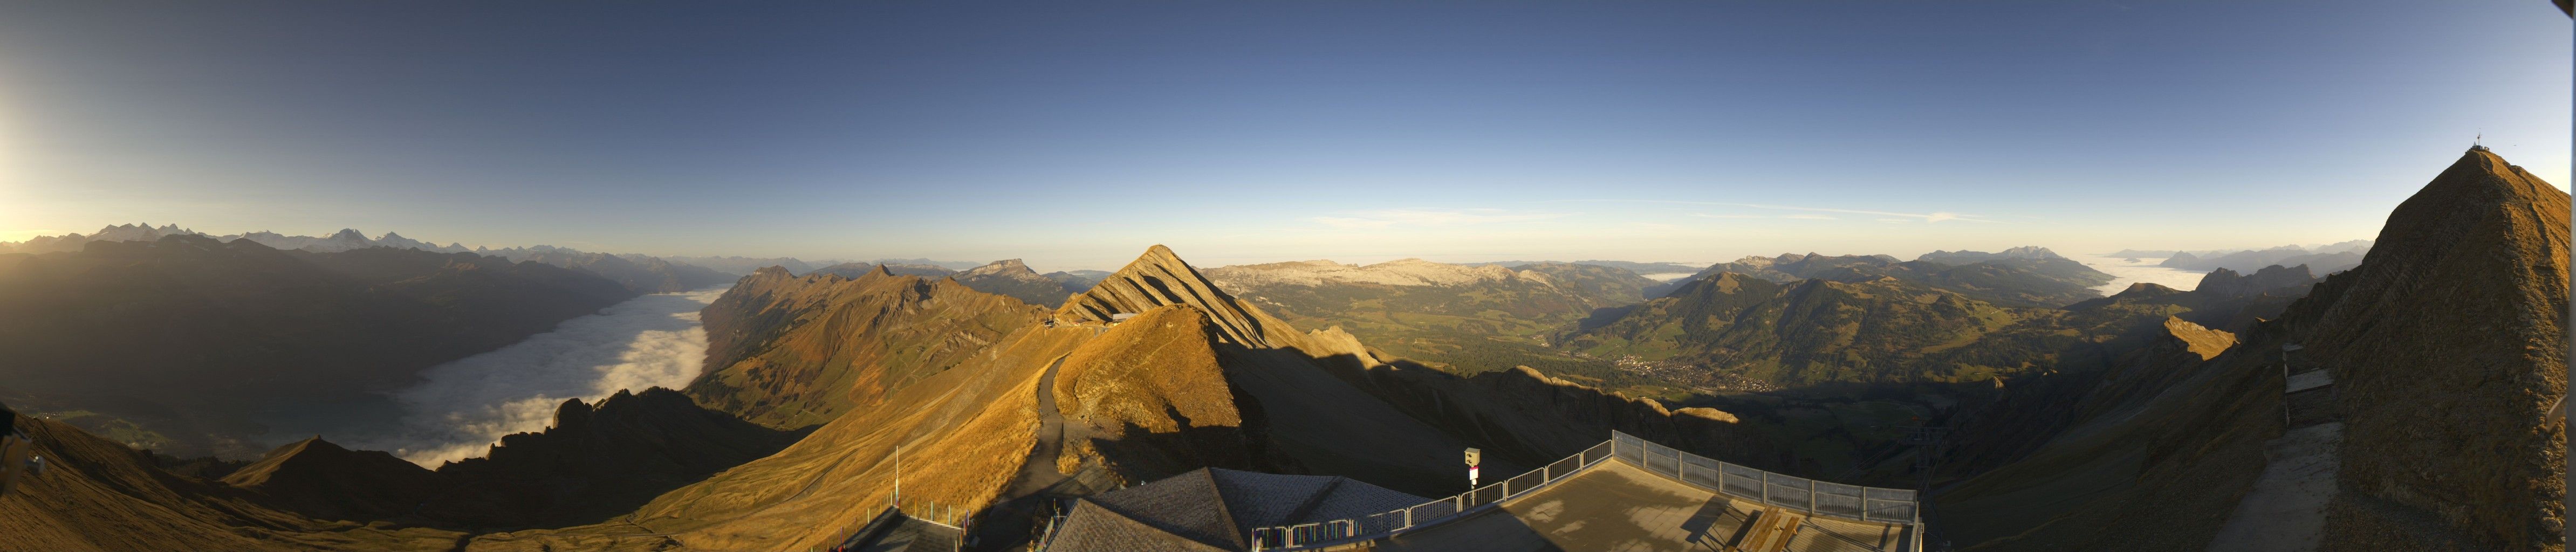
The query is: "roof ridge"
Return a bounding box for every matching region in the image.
[1202,468,1249,549]
[1275,476,1347,527]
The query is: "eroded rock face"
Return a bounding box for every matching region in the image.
[2297,149,2568,549]
[1054,245,1289,348]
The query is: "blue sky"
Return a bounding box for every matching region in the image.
[1,1,2566,270]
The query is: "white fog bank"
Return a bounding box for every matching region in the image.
[2075,255,2209,295]
[343,287,728,467]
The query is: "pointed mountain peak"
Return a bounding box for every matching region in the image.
[1055,245,1283,347]
[328,229,367,240]
[2273,146,2566,548]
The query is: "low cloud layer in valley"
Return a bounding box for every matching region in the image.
[2076,255,2208,294]
[340,288,727,467]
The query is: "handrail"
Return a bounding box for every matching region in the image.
[1246,439,1615,550]
[1609,430,1920,524]
[1245,431,1924,551]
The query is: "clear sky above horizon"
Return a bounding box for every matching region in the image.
[2,1,2567,270]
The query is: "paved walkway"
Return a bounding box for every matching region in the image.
[2207,422,2344,552]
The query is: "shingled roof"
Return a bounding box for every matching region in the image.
[1044,467,1429,552]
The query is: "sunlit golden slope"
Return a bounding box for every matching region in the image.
[691,265,1045,429]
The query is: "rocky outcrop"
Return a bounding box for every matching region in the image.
[1054,245,1290,348]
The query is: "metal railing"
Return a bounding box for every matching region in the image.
[1248,439,1617,550]
[1246,431,1922,550]
[1609,431,1919,524]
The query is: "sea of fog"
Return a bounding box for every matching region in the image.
[1641,272,1699,282]
[2074,255,2208,294]
[339,287,727,467]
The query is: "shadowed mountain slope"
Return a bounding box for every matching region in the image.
[2300,148,2566,550]
[429,388,808,528]
[0,416,465,552]
[0,236,634,458]
[1936,148,2566,551]
[221,436,444,523]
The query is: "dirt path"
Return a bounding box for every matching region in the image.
[1008,356,1072,496]
[2207,422,2344,552]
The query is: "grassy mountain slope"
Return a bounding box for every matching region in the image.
[688,266,1044,429]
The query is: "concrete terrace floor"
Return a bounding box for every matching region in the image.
[1368,461,1912,552]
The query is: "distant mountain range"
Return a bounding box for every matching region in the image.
[2157,243,2369,274]
[1644,247,2115,307]
[2101,240,2373,273]
[1204,259,1657,381]
[663,256,818,275]
[2,225,739,294]
[1915,245,2062,264]
[0,235,636,458]
[1474,259,1706,275]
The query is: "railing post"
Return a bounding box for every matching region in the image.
[1806,479,1817,516]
